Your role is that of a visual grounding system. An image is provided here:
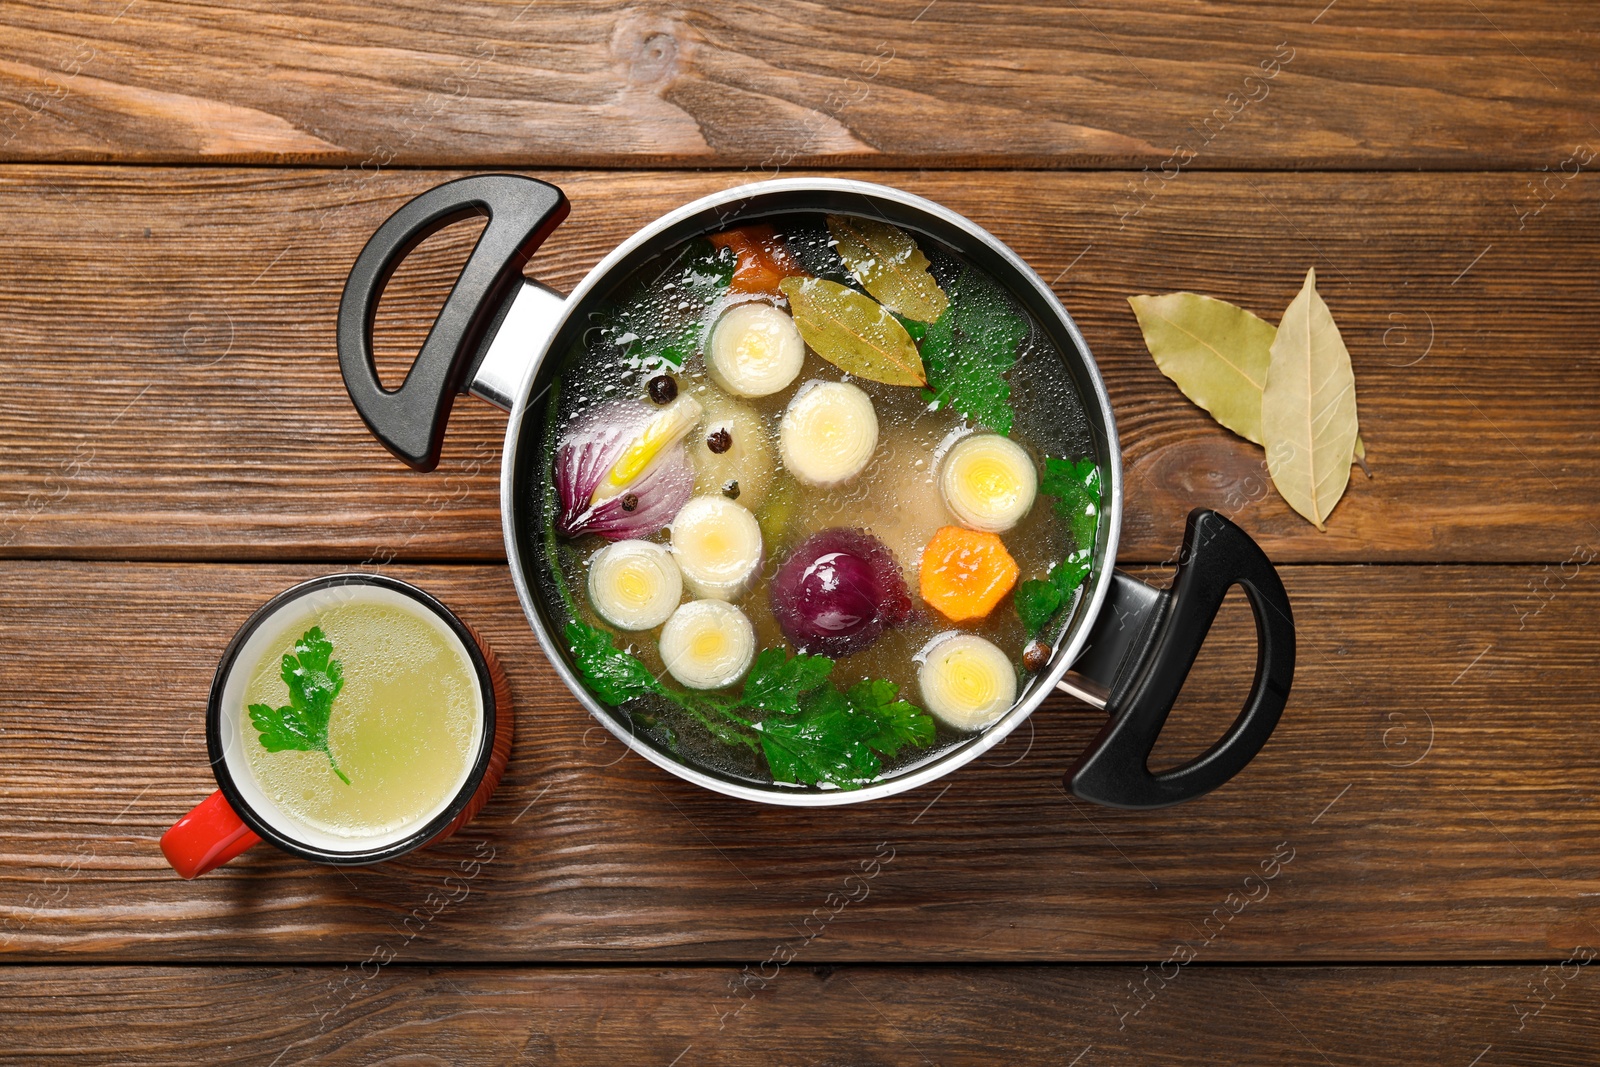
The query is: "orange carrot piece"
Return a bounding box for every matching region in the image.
[709,224,806,295]
[918,526,1020,622]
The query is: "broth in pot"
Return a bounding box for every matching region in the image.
[533,213,1102,793]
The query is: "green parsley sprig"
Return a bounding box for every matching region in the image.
[248,626,351,784]
[1015,457,1102,638]
[563,618,934,790]
[919,263,1029,435]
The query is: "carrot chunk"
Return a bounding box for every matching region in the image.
[709,224,806,295]
[918,526,1020,622]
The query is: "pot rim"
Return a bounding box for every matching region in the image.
[499,177,1123,806]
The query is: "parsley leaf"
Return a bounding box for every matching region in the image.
[919,264,1029,434]
[597,239,734,371]
[1014,578,1057,636]
[564,619,663,705]
[759,686,883,789]
[846,678,935,757]
[1015,553,1092,637]
[758,675,936,790]
[247,626,350,784]
[1016,457,1103,637]
[565,617,755,749]
[739,647,834,714]
[1039,456,1102,551]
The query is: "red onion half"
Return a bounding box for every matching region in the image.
[555,398,693,540]
[771,528,912,657]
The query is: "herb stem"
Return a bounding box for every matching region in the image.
[657,686,759,750]
[323,748,351,785]
[541,378,580,618]
[676,698,759,751]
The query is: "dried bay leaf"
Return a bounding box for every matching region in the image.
[1128,292,1275,445]
[826,215,949,324]
[1130,290,1367,471]
[779,276,927,386]
[1262,268,1359,530]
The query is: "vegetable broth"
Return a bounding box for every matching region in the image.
[537,212,1098,790]
[241,600,480,837]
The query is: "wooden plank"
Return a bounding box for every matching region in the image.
[1,166,1595,563]
[1,561,1596,961]
[0,2,1594,168]
[2,964,1596,1065]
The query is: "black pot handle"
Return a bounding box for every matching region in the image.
[1065,509,1294,809]
[336,174,569,471]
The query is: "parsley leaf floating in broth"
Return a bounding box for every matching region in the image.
[563,619,664,706]
[1040,457,1102,551]
[920,264,1028,435]
[1014,458,1101,638]
[564,617,756,750]
[759,686,884,789]
[738,647,834,715]
[1014,553,1092,639]
[846,678,935,758]
[248,626,351,785]
[757,671,935,789]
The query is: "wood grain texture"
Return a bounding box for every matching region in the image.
[2,561,1597,962]
[1,167,1596,563]
[1,0,1593,1041]
[0,2,1595,168]
[4,964,1598,1065]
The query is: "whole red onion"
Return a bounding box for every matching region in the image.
[771,528,911,657]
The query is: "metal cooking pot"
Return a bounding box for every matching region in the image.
[337,175,1295,810]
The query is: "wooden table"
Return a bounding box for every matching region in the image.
[3,2,1597,1062]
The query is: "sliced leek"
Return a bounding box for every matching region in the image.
[670,495,764,600]
[939,433,1037,533]
[708,303,805,398]
[918,632,1016,731]
[658,599,756,690]
[586,540,683,631]
[778,380,879,487]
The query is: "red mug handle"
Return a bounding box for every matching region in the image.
[161,791,261,879]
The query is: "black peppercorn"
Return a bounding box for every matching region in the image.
[722,479,740,500]
[620,493,639,512]
[706,427,733,454]
[1022,641,1050,673]
[647,375,678,404]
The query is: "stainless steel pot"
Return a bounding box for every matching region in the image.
[338,175,1295,810]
